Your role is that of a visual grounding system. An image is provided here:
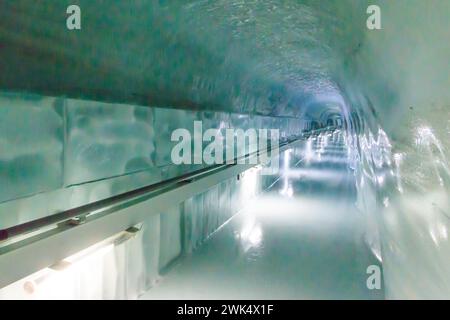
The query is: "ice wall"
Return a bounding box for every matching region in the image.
[0,92,305,229]
[342,0,450,299]
[0,89,287,298]
[0,167,266,299]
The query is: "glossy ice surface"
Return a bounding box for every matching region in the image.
[142,132,383,299]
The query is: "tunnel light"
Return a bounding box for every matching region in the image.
[19,226,141,298]
[238,215,263,250]
[23,243,115,298]
[279,149,295,197]
[240,224,262,247]
[304,139,314,162]
[241,167,260,200]
[247,226,262,246]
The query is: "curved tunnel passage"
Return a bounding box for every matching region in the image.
[0,0,449,299]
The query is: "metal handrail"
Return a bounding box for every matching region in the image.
[0,138,298,242]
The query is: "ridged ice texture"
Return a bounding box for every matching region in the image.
[0,91,305,229]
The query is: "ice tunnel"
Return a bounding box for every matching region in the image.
[0,0,449,300]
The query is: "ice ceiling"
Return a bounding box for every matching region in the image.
[0,0,367,120]
[0,0,448,138]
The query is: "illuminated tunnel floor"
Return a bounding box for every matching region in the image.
[141,132,384,300]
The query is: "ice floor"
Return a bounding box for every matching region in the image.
[141,132,384,300]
